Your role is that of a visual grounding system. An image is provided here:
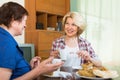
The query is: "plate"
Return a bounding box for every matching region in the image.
[43,71,72,78]
[76,72,111,80]
[43,71,60,78]
[43,74,60,78]
[72,66,82,69]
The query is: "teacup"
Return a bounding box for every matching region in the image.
[59,49,67,62]
[52,58,62,64]
[52,58,62,71]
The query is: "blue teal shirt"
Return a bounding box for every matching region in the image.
[0,27,31,80]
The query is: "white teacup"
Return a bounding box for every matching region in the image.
[59,49,67,61]
[52,58,62,71]
[52,58,62,64]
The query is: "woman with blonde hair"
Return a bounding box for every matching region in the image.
[50,12,102,68]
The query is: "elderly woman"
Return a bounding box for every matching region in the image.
[50,12,102,68]
[0,2,63,80]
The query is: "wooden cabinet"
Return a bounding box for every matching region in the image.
[52,0,66,14]
[25,0,70,60]
[25,0,70,31]
[36,0,52,13]
[25,0,36,31]
[25,30,64,60]
[36,0,68,15]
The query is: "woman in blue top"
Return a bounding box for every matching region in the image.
[0,2,63,80]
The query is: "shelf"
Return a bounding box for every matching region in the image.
[36,12,63,31]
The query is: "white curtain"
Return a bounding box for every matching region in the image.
[71,0,120,64]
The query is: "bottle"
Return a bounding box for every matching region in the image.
[56,22,62,31]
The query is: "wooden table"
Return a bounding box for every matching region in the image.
[37,66,113,80]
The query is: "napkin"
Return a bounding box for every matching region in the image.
[53,71,72,78]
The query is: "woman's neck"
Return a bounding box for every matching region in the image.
[65,36,78,47]
[0,24,9,31]
[0,24,14,37]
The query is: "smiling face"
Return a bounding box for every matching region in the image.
[64,17,78,37]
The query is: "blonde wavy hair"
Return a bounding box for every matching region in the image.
[62,12,86,36]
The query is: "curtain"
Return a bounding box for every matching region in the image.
[70,0,120,64]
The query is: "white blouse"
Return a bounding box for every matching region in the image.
[59,45,82,69]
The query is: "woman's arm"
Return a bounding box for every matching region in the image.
[77,50,102,67]
[0,68,12,80]
[89,57,102,67]
[0,57,63,80]
[13,57,63,80]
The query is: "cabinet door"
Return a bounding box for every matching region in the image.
[36,0,70,15]
[36,0,52,13]
[38,31,54,51]
[25,0,36,31]
[38,50,50,60]
[37,31,64,60]
[38,31,64,50]
[53,0,66,15]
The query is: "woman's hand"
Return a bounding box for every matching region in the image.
[14,57,64,80]
[77,50,91,61]
[30,56,41,69]
[77,50,102,67]
[50,50,60,58]
[38,57,64,74]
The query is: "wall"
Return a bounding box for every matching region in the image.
[70,0,79,11]
[0,0,25,43]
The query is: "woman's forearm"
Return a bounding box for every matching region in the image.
[14,67,42,80]
[90,58,102,67]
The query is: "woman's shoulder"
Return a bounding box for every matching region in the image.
[78,36,91,44]
[53,36,65,43]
